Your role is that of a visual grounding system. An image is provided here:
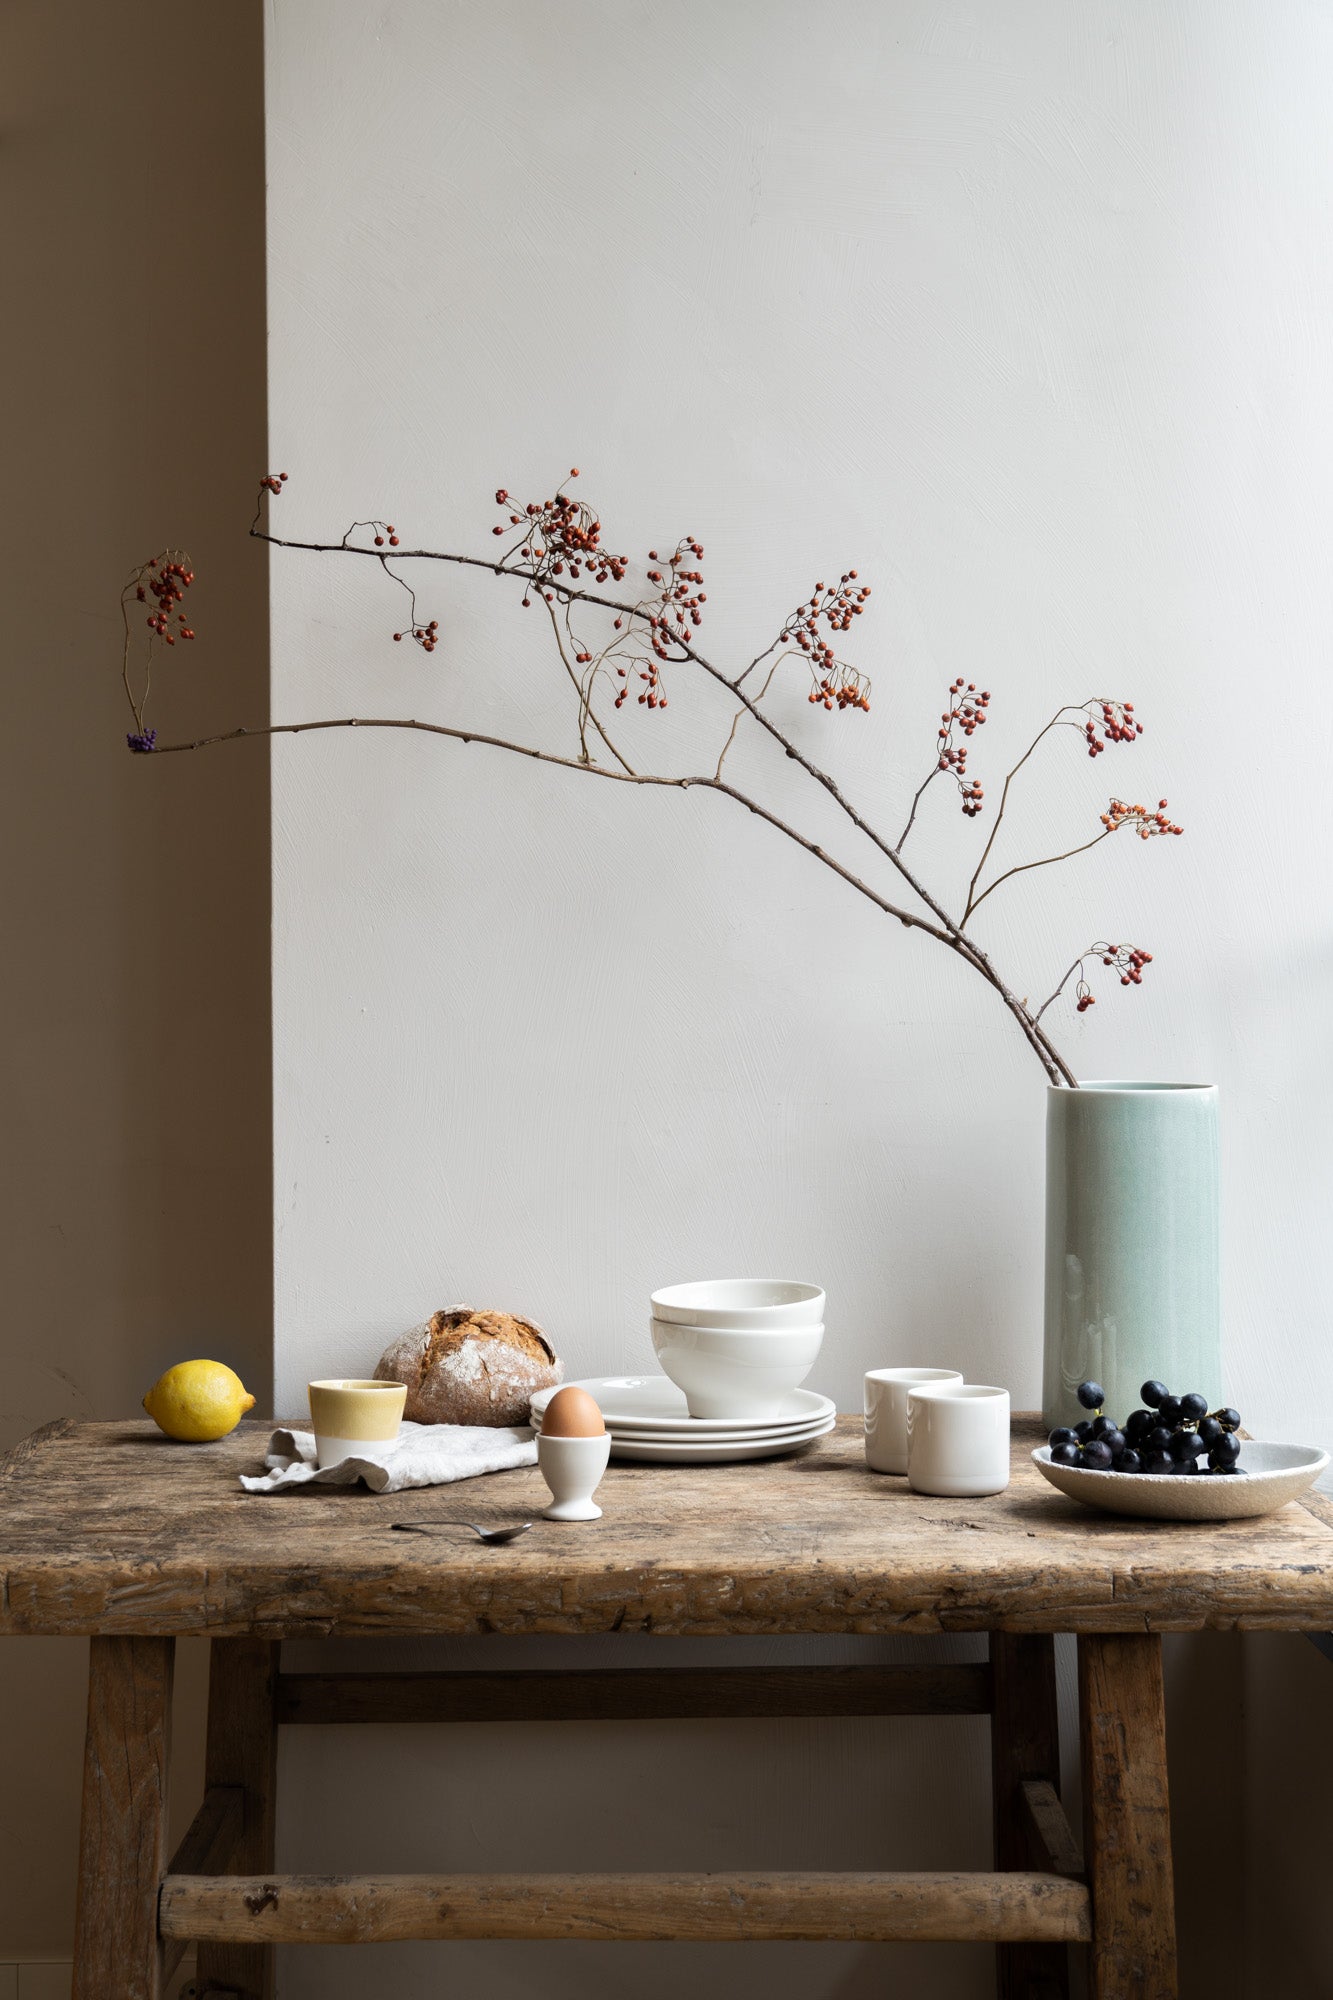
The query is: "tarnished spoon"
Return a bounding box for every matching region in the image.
[391,1520,533,1545]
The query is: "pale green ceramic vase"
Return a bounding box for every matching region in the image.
[1043,1081,1221,1429]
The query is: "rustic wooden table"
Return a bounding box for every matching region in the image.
[4,1413,1332,2000]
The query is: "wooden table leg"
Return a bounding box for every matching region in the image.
[196,1638,280,2000]
[991,1632,1070,2000]
[72,1635,175,2000]
[1078,1632,1177,2000]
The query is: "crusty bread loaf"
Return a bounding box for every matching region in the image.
[374,1305,562,1427]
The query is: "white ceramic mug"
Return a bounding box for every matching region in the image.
[906,1382,1011,1497]
[864,1367,963,1474]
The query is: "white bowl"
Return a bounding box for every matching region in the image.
[1032,1440,1329,1520]
[649,1279,825,1329]
[649,1319,824,1419]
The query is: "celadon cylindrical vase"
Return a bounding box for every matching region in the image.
[1043,1082,1221,1429]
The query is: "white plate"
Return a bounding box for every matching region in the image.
[532,1408,832,1440]
[534,1414,833,1448]
[608,1416,837,1464]
[531,1376,834,1434]
[1032,1440,1329,1520]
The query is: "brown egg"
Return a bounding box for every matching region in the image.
[541,1385,605,1437]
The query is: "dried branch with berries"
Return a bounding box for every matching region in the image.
[118,470,1184,1088]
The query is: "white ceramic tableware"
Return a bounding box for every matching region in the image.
[307,1378,406,1469]
[649,1319,824,1419]
[607,1418,835,1465]
[907,1383,1011,1497]
[1033,1440,1330,1521]
[537,1431,612,1521]
[532,1416,832,1448]
[649,1279,825,1329]
[528,1378,836,1464]
[530,1379,834,1433]
[863,1367,964,1474]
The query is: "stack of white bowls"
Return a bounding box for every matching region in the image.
[649,1280,825,1421]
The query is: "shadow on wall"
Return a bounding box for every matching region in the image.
[0,0,270,1958]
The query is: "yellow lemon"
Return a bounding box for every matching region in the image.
[142,1360,256,1442]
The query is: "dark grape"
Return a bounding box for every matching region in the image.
[1115,1449,1143,1475]
[1074,1420,1094,1442]
[1146,1426,1174,1455]
[1198,1416,1224,1446]
[1089,1414,1119,1442]
[1050,1442,1083,1467]
[1214,1407,1242,1432]
[1141,1451,1174,1474]
[1209,1433,1241,1469]
[1159,1395,1184,1427]
[1168,1429,1204,1461]
[1179,1392,1209,1422]
[1175,1457,1199,1474]
[1077,1381,1106,1411]
[1048,1426,1080,1450]
[1141,1379,1169,1408]
[1101,1428,1127,1458]
[1124,1409,1155,1446]
[1081,1440,1114,1470]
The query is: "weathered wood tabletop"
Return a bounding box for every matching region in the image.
[5,1413,1332,1639]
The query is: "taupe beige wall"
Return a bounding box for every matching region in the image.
[0,1,269,1959]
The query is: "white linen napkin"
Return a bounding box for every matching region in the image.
[238,1419,537,1493]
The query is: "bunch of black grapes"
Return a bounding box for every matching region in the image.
[1048,1381,1244,1475]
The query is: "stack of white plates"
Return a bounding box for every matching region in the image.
[530,1376,836,1465]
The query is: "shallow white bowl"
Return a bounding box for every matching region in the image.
[649,1319,824,1419]
[649,1279,825,1329]
[1032,1440,1329,1521]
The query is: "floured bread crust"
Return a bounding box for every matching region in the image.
[374,1305,562,1427]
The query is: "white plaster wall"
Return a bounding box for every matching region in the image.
[267,4,1333,1994]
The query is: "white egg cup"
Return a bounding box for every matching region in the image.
[537,1431,611,1521]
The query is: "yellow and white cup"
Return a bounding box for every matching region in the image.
[308,1379,406,1468]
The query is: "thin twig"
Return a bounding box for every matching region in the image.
[967,828,1112,920]
[963,705,1091,922]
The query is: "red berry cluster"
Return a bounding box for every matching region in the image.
[613,658,667,711]
[492,471,630,595]
[1075,941,1153,1012]
[136,559,195,644]
[260,472,289,496]
[937,678,990,814]
[392,618,440,653]
[782,572,871,672]
[1084,699,1142,756]
[1100,798,1184,841]
[372,522,401,549]
[645,536,706,661]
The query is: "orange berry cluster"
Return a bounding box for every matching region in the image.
[136,559,195,644]
[1101,798,1184,841]
[493,471,630,595]
[938,678,990,815]
[646,536,706,662]
[260,471,289,496]
[1076,941,1153,1013]
[372,522,401,549]
[1084,699,1142,756]
[807,665,870,712]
